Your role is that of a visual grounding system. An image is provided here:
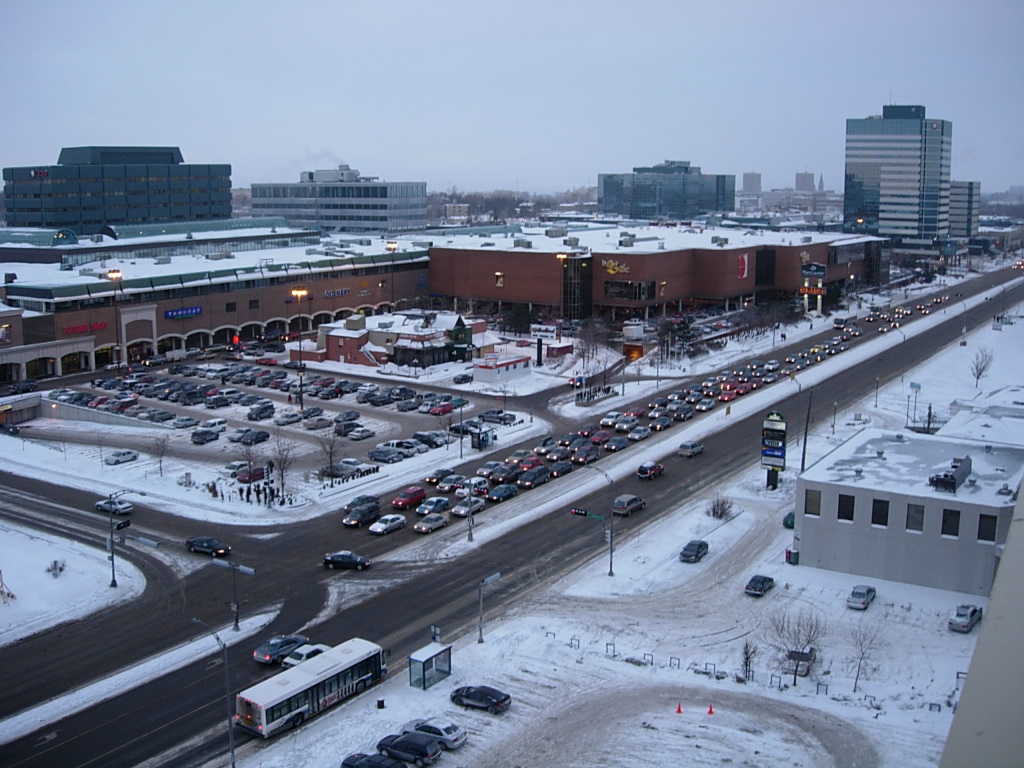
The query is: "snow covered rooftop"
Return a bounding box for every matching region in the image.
[802,427,1024,505]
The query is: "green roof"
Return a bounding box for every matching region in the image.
[0,228,80,247]
[101,217,292,241]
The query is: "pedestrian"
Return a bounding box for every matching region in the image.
[246,486,252,503]
[287,393,292,403]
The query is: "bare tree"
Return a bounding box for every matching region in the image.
[151,434,170,477]
[969,347,994,387]
[269,429,298,498]
[848,619,887,693]
[316,430,342,485]
[435,412,456,446]
[765,608,828,686]
[741,638,759,681]
[706,494,733,520]
[239,442,263,476]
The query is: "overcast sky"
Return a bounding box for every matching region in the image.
[4,0,1022,195]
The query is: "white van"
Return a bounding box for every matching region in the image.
[206,366,232,380]
[201,418,228,433]
[282,643,331,668]
[455,476,488,498]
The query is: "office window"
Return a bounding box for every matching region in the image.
[977,514,997,542]
[837,494,855,522]
[906,503,924,532]
[941,508,960,537]
[871,499,889,527]
[226,302,236,312]
[249,299,260,310]
[804,489,821,516]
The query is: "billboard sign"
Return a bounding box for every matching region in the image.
[761,410,787,471]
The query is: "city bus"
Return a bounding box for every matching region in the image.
[235,638,387,738]
[832,315,854,330]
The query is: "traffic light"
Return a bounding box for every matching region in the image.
[570,507,589,517]
[115,520,131,531]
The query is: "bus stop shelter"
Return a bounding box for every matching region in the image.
[408,642,452,690]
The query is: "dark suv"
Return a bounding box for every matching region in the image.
[376,733,442,766]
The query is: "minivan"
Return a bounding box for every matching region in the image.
[612,494,646,516]
[455,476,488,498]
[205,394,230,409]
[191,428,220,445]
[200,418,228,433]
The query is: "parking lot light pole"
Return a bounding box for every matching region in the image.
[191,618,236,768]
[107,489,145,588]
[211,559,256,631]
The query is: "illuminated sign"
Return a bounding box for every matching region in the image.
[324,288,351,299]
[601,259,631,275]
[63,321,110,335]
[164,307,202,319]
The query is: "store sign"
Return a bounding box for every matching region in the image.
[530,324,557,339]
[800,263,826,279]
[325,288,351,298]
[761,410,787,471]
[63,321,109,335]
[164,306,202,319]
[601,259,631,275]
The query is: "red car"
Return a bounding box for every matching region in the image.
[590,430,612,445]
[624,407,647,418]
[429,401,454,415]
[87,396,110,408]
[236,466,266,484]
[519,455,544,471]
[734,381,753,395]
[255,357,278,366]
[718,390,738,402]
[392,486,427,509]
[636,461,664,479]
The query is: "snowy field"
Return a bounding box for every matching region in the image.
[0,265,1020,767]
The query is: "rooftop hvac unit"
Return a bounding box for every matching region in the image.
[563,237,579,247]
[513,238,532,248]
[618,235,635,247]
[802,236,812,244]
[154,256,170,265]
[545,227,568,238]
[91,234,103,243]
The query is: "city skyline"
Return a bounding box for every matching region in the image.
[4,1,1022,196]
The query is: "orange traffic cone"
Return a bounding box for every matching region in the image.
[707,703,714,715]
[676,702,682,714]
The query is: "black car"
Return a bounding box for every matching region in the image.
[9,379,38,394]
[549,459,573,478]
[252,633,309,664]
[335,409,361,422]
[453,373,473,384]
[396,399,419,412]
[185,536,231,557]
[323,550,371,570]
[341,754,405,768]
[450,685,512,714]
[342,495,381,517]
[487,484,518,502]
[679,539,709,563]
[376,733,442,766]
[240,429,270,445]
[744,574,775,596]
[0,422,21,436]
[425,467,455,484]
[341,505,381,528]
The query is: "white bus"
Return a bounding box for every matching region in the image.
[235,637,387,738]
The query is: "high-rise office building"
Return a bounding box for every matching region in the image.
[251,164,427,234]
[598,160,735,220]
[843,105,952,243]
[949,181,981,238]
[742,172,762,195]
[795,172,815,192]
[2,146,232,236]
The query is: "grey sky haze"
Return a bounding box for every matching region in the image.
[4,0,1022,195]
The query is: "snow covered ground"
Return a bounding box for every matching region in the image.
[0,265,1020,767]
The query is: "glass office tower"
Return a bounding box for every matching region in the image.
[843,105,952,243]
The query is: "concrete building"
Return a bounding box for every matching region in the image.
[598,160,735,220]
[3,146,232,235]
[794,172,816,193]
[843,105,952,244]
[251,163,427,234]
[793,428,1022,596]
[742,172,761,195]
[949,181,981,238]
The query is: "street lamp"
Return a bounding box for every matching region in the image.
[191,617,237,768]
[291,287,308,410]
[211,559,256,631]
[107,489,145,588]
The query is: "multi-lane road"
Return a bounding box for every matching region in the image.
[0,267,1019,768]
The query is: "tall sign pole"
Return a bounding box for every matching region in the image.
[761,410,787,490]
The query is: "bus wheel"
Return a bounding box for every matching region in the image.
[355,680,366,694]
[292,713,305,729]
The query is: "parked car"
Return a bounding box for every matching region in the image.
[227,427,253,442]
[95,498,134,515]
[274,412,302,426]
[487,483,519,502]
[341,754,404,768]
[105,449,139,465]
[452,496,486,517]
[611,494,645,516]
[450,685,512,714]
[846,585,877,610]
[191,428,220,445]
[480,409,516,425]
[376,733,442,766]
[171,416,200,429]
[677,440,704,457]
[783,511,795,529]
[348,426,376,441]
[368,514,406,535]
[281,643,331,668]
[392,486,427,509]
[303,416,332,431]
[414,513,448,533]
[679,539,709,563]
[236,466,266,484]
[240,430,270,445]
[323,550,371,570]
[401,717,467,750]
[636,461,664,479]
[322,458,374,479]
[744,574,775,596]
[185,536,231,557]
[369,447,405,464]
[253,633,309,664]
[948,604,983,632]
[453,373,473,384]
[783,646,818,677]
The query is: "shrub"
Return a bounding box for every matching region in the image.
[707,494,733,520]
[46,559,66,578]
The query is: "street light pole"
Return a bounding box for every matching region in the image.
[191,618,237,768]
[107,270,123,373]
[291,287,308,410]
[211,559,256,631]
[107,489,144,588]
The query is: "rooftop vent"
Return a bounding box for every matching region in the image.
[854,467,863,477]
[997,483,1013,496]
[895,433,905,442]
[985,444,993,453]
[4,273,16,284]
[928,455,973,494]
[876,449,885,459]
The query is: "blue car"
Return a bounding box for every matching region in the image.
[416,497,450,516]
